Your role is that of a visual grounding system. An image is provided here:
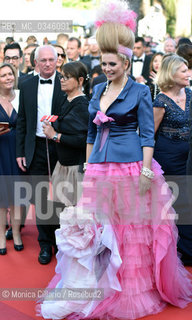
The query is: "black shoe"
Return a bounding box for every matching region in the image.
[14,243,24,251]
[0,248,7,255]
[6,225,24,241]
[38,248,52,265]
[6,227,13,240]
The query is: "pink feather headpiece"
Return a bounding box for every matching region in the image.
[95,0,137,32]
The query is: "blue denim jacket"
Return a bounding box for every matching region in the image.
[87,77,154,163]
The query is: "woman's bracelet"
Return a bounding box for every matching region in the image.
[83,162,88,172]
[140,166,154,179]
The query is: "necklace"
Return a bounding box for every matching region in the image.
[163,89,185,106]
[103,73,127,96]
[174,95,185,105]
[175,96,184,104]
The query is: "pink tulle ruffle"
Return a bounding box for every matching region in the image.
[38,159,192,320]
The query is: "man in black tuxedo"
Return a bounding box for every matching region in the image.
[16,45,65,264]
[131,37,152,84]
[82,37,101,73]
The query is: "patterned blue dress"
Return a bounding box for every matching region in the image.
[153,88,192,265]
[0,103,21,207]
[153,88,191,175]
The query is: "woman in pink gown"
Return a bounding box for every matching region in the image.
[38,1,192,319]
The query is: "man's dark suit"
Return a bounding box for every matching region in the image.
[16,73,65,167]
[18,71,26,89]
[80,56,92,75]
[80,55,101,75]
[18,71,34,88]
[131,54,152,83]
[16,73,65,251]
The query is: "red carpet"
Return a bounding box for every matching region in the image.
[0,208,192,320]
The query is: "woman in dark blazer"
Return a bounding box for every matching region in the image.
[43,61,89,206]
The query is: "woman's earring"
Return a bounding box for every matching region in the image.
[103,80,109,96]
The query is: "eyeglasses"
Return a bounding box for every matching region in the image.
[58,74,72,81]
[57,53,65,59]
[4,56,20,62]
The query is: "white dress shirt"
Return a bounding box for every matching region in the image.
[132,53,145,79]
[36,72,56,137]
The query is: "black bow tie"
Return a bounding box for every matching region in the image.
[40,79,52,84]
[91,56,100,60]
[133,58,143,62]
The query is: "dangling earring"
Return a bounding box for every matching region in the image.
[103,80,109,96]
[118,72,127,94]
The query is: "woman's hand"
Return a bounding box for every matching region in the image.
[0,127,10,136]
[16,157,27,172]
[139,174,152,196]
[149,71,156,82]
[42,120,56,139]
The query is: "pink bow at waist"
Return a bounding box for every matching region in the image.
[93,111,114,151]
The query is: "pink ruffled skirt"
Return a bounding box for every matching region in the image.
[38,160,192,320]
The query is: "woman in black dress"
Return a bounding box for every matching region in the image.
[147,52,164,101]
[43,61,89,206]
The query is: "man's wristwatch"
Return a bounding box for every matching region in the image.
[52,132,58,142]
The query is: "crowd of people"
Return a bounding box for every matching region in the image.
[0,0,192,319]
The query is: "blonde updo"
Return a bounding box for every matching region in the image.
[96,22,135,59]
